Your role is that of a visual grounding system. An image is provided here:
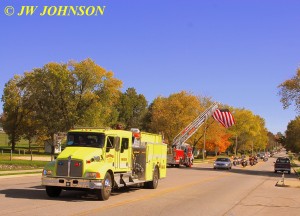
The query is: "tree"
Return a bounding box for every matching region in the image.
[147,92,234,155]
[69,58,122,127]
[227,108,268,155]
[116,88,148,129]
[148,91,202,144]
[188,100,233,155]
[278,68,300,113]
[285,117,300,153]
[1,75,30,150]
[267,132,277,151]
[1,58,122,151]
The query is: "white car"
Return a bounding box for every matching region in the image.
[213,158,232,170]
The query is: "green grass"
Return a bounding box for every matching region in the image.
[0,160,48,171]
[0,132,44,149]
[0,153,50,171]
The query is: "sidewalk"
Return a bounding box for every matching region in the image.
[275,159,300,188]
[275,175,300,188]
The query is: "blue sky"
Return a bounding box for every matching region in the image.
[0,0,299,134]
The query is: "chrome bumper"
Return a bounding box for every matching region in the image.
[42,177,103,189]
[275,168,291,172]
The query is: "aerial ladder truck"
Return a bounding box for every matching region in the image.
[167,102,219,167]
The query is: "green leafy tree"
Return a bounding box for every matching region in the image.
[278,68,300,113]
[1,75,30,150]
[69,59,122,127]
[116,87,148,129]
[285,117,300,152]
[2,58,122,152]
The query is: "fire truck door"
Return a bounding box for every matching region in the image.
[105,136,116,169]
[115,137,130,171]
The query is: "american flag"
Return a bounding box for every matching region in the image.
[212,109,235,128]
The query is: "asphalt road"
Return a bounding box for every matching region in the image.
[1,152,300,216]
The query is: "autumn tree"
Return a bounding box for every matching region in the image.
[187,100,233,155]
[228,108,268,155]
[148,91,202,144]
[267,132,277,151]
[147,92,234,155]
[116,87,148,129]
[278,68,300,113]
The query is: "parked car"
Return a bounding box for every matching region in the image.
[213,158,232,170]
[274,157,291,174]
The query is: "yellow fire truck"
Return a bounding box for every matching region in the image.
[42,128,167,200]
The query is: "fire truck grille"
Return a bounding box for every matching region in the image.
[56,160,83,177]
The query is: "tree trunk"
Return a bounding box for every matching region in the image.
[29,138,32,151]
[11,133,16,151]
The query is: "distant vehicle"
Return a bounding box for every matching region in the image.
[257,152,265,159]
[233,157,241,166]
[213,158,232,170]
[274,157,291,174]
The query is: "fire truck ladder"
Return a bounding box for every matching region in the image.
[172,102,219,149]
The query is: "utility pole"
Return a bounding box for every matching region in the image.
[202,119,207,161]
[235,134,238,156]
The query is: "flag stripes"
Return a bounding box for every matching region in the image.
[212,109,235,128]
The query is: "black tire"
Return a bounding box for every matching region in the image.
[175,164,180,168]
[145,167,159,189]
[96,172,112,201]
[45,186,62,197]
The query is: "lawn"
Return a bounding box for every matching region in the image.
[0,154,49,171]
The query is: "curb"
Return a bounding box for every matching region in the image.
[0,169,43,178]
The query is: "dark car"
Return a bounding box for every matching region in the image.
[257,152,265,159]
[274,157,291,174]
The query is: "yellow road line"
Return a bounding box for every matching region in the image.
[74,172,230,216]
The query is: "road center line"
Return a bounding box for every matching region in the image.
[74,172,231,216]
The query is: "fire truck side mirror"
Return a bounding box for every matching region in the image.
[114,136,120,151]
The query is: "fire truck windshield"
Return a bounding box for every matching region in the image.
[67,132,105,148]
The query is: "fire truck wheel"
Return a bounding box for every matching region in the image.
[45,186,62,197]
[96,172,112,201]
[145,167,159,189]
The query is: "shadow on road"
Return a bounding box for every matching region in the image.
[0,185,142,201]
[185,164,298,179]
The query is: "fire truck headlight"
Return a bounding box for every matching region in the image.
[85,172,101,179]
[43,169,52,176]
